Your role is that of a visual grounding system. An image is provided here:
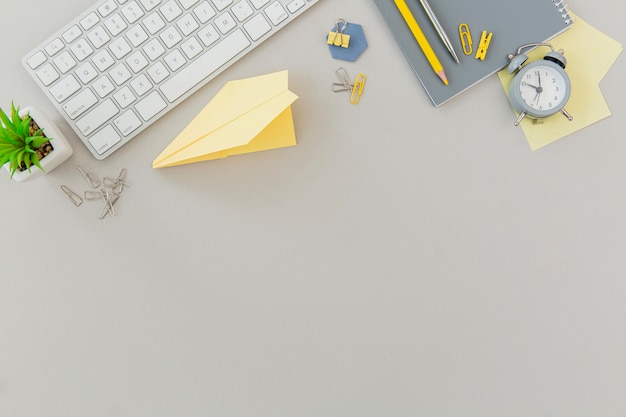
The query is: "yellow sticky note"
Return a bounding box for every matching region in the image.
[497,14,623,150]
[153,70,298,168]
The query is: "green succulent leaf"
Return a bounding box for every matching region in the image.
[31,153,43,172]
[0,107,14,131]
[16,148,26,167]
[11,103,23,127]
[31,136,48,148]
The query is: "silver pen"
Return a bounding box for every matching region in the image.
[418,0,461,63]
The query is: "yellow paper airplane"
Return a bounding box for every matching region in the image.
[153,70,298,168]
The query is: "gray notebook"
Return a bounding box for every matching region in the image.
[373,0,573,106]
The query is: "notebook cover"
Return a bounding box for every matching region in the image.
[373,0,573,106]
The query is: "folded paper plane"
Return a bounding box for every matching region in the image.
[153,70,298,168]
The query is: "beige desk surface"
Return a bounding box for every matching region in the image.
[2,0,625,416]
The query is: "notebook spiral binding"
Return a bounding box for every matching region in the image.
[553,0,574,24]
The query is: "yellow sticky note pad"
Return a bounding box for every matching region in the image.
[497,14,623,150]
[153,71,298,168]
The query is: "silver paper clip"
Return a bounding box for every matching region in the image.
[98,188,120,220]
[83,190,102,200]
[78,165,101,188]
[60,185,83,207]
[332,67,353,92]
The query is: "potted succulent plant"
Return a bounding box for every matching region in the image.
[1,102,73,182]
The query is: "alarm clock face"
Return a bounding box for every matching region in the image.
[510,60,571,118]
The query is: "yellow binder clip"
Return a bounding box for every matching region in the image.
[459,23,473,55]
[475,30,493,60]
[327,19,350,48]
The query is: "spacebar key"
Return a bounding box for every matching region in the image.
[160,30,251,103]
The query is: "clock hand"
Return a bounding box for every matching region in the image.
[537,72,542,88]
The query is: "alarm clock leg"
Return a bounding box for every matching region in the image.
[514,111,527,126]
[560,108,573,121]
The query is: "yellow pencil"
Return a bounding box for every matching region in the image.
[393,0,449,85]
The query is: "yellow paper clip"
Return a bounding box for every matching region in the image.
[475,30,493,60]
[350,73,366,105]
[459,23,472,55]
[327,19,350,48]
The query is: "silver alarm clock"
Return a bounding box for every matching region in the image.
[507,43,573,126]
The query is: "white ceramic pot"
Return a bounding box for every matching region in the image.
[4,106,73,182]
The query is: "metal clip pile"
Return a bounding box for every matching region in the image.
[60,166,129,219]
[332,67,366,105]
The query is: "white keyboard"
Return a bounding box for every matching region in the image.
[23,0,319,159]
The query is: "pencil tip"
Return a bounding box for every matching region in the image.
[438,70,449,85]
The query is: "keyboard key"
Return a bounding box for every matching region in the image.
[176,13,200,36]
[250,0,270,8]
[45,38,64,56]
[139,0,162,11]
[211,0,233,11]
[92,50,115,71]
[147,62,170,83]
[63,89,98,119]
[180,0,200,9]
[89,125,122,155]
[104,13,128,36]
[97,0,118,17]
[126,51,149,72]
[109,37,132,59]
[114,109,142,136]
[75,62,99,83]
[53,51,77,73]
[63,25,82,43]
[36,64,60,86]
[197,25,220,46]
[70,39,94,61]
[143,38,166,60]
[80,12,100,30]
[26,51,47,69]
[144,12,166,34]
[160,26,183,48]
[215,12,236,34]
[127,25,149,47]
[160,29,249,102]
[93,75,116,97]
[76,98,119,135]
[160,0,183,21]
[193,1,216,23]
[130,74,153,96]
[264,1,287,26]
[122,1,145,23]
[243,13,270,41]
[109,63,133,85]
[135,91,167,120]
[114,86,137,108]
[286,0,305,13]
[181,37,203,59]
[50,75,81,102]
[164,49,186,71]
[232,1,254,21]
[88,26,111,48]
